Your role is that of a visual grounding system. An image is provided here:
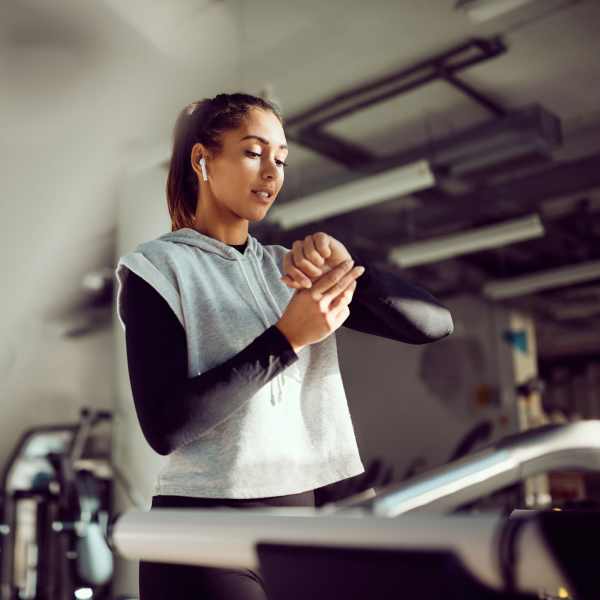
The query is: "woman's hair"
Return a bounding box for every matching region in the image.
[166,92,284,231]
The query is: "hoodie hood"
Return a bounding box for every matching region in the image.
[138,227,284,403]
[157,227,261,261]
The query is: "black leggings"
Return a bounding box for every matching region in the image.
[138,490,316,600]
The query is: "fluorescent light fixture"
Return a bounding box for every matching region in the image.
[267,160,434,230]
[483,260,600,300]
[456,0,537,22]
[389,214,544,268]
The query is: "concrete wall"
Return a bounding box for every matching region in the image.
[337,292,517,482]
[0,320,114,470]
[112,164,173,597]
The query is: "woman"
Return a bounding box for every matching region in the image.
[115,92,453,599]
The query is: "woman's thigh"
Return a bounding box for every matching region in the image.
[139,559,268,600]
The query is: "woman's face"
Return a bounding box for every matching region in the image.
[197,107,288,223]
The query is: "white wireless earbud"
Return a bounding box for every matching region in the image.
[199,157,208,182]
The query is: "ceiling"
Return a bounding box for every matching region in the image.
[1,0,599,358]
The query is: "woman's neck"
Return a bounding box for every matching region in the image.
[192,208,249,245]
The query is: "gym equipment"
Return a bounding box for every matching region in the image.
[336,419,600,515]
[109,421,600,599]
[0,408,114,600]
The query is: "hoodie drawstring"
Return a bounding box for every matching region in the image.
[238,260,285,406]
[249,252,289,406]
[153,229,287,405]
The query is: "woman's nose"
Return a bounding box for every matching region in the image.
[262,164,277,179]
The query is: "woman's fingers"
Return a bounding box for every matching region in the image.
[329,279,357,311]
[292,241,322,280]
[310,260,353,296]
[303,235,325,268]
[283,250,313,288]
[330,304,351,327]
[282,252,366,307]
[321,268,363,307]
[311,260,365,300]
[312,232,332,261]
[281,274,303,289]
[282,237,331,289]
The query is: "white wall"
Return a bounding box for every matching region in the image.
[337,293,518,481]
[111,164,173,597]
[0,316,114,472]
[113,163,173,498]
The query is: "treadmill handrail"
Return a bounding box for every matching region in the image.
[339,421,600,516]
[110,508,567,595]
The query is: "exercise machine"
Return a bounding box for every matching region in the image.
[0,408,114,600]
[110,421,600,599]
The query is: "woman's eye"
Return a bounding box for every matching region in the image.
[245,151,288,168]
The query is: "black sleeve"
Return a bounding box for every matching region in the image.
[343,251,454,344]
[122,270,298,456]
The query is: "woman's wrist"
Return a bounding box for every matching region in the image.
[274,320,303,354]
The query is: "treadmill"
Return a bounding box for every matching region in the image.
[107,421,600,599]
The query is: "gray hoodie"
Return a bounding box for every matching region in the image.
[116,228,364,498]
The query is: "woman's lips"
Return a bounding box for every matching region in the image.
[251,190,272,204]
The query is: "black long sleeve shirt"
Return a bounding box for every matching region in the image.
[122,242,453,458]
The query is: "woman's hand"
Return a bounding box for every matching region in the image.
[281,232,355,289]
[276,259,365,353]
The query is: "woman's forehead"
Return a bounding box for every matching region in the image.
[232,109,286,146]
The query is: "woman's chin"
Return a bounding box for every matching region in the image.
[246,206,271,222]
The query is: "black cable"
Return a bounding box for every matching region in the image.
[496,514,528,593]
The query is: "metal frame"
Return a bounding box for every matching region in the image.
[338,420,600,515]
[284,37,507,172]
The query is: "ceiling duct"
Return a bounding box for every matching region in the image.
[381,104,562,180]
[283,37,510,173]
[271,105,559,232]
[282,36,561,200]
[439,105,562,178]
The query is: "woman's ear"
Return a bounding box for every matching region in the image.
[190,143,207,177]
